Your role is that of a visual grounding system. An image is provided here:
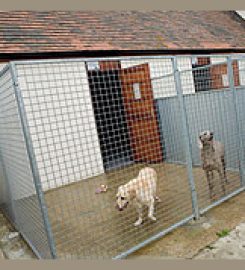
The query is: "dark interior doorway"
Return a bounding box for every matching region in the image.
[87,68,133,171]
[192,57,212,92]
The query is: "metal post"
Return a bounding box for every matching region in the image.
[172,58,200,220]
[9,62,57,259]
[227,56,245,186]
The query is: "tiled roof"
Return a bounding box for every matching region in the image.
[0,11,244,54]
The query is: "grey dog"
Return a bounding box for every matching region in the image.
[198,130,228,200]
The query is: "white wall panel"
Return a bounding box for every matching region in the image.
[238,59,245,86]
[16,61,104,191]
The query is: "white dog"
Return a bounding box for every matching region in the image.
[116,167,160,226]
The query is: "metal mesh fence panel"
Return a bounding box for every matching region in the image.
[179,58,245,212]
[13,57,196,259]
[0,65,54,258]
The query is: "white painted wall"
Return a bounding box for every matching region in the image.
[16,61,104,191]
[210,57,227,64]
[177,57,196,96]
[238,59,245,86]
[121,57,195,99]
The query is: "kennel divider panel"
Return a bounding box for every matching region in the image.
[180,59,245,211]
[10,62,58,258]
[0,63,55,259]
[227,57,245,187]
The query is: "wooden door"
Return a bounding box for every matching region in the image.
[120,63,163,163]
[210,61,240,90]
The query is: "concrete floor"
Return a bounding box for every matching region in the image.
[129,191,245,259]
[194,222,245,259]
[44,162,241,259]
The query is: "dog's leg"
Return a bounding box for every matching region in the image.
[221,157,228,184]
[153,183,161,202]
[134,203,143,226]
[205,170,214,200]
[218,166,226,196]
[147,198,156,221]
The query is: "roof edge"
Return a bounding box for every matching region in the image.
[1,48,245,62]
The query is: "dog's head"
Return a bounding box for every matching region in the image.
[115,185,135,211]
[198,130,214,148]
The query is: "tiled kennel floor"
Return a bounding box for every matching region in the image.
[44,163,241,259]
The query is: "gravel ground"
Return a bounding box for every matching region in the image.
[0,212,35,260]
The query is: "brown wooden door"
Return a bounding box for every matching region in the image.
[210,61,240,90]
[120,63,163,163]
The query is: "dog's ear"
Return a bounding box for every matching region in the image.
[128,188,136,200]
[210,131,214,140]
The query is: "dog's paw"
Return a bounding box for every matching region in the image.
[134,219,143,226]
[148,215,157,221]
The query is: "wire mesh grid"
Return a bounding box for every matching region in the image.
[0,55,244,259]
[180,59,245,211]
[13,57,194,259]
[0,65,53,258]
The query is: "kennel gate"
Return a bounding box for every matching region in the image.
[0,55,245,259]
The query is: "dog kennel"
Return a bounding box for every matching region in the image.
[0,55,245,259]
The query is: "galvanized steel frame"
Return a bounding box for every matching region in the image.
[9,62,57,258]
